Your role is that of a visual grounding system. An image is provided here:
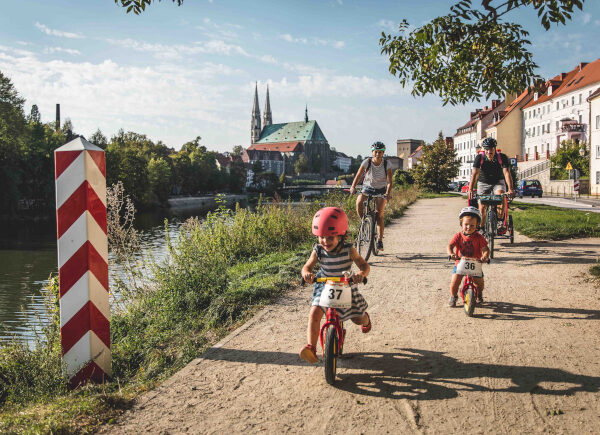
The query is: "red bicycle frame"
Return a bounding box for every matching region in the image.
[459,275,480,304]
[319,308,344,356]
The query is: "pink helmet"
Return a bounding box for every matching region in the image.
[312,207,348,236]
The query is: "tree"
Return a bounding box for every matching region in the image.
[294,154,309,175]
[115,0,183,14]
[231,145,244,157]
[89,129,108,149]
[411,132,461,192]
[252,160,263,175]
[550,139,588,180]
[61,118,77,142]
[380,0,585,105]
[28,104,41,124]
[147,157,172,203]
[392,169,414,188]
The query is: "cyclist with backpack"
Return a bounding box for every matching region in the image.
[349,141,393,251]
[468,137,515,231]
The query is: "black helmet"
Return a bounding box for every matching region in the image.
[371,141,386,151]
[482,137,497,149]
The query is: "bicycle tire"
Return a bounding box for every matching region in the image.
[371,212,379,256]
[508,215,514,244]
[356,215,374,261]
[324,325,338,385]
[464,284,476,317]
[486,206,495,259]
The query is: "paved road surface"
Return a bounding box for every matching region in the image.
[103,197,600,434]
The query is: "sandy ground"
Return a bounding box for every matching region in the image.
[102,197,600,434]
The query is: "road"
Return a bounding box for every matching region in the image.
[103,197,600,434]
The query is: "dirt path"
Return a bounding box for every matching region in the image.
[103,197,600,434]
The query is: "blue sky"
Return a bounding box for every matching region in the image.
[1,0,599,156]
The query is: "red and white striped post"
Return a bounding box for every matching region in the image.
[54,137,110,387]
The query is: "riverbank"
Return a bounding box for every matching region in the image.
[0,189,419,433]
[168,194,248,211]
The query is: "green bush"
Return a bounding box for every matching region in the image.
[393,169,414,188]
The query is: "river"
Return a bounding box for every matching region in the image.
[0,206,213,344]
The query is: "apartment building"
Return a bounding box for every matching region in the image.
[453,100,504,181]
[523,60,600,160]
[589,88,600,195]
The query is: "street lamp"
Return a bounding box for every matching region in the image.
[579,146,586,157]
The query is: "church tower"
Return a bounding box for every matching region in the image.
[263,85,272,127]
[251,82,262,144]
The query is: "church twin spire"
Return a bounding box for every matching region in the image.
[263,85,272,127]
[251,83,273,144]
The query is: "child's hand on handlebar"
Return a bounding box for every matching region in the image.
[349,186,356,195]
[481,251,490,263]
[302,271,315,284]
[352,271,366,285]
[449,253,459,261]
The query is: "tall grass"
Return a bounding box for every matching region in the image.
[0,187,419,432]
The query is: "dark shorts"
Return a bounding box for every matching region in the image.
[362,186,386,196]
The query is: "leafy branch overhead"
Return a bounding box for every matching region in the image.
[379,0,585,105]
[114,0,183,14]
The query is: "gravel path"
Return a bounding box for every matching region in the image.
[103,197,600,434]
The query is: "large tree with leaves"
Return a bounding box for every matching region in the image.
[380,0,585,105]
[411,132,461,192]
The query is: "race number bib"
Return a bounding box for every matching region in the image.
[456,258,483,277]
[318,281,352,308]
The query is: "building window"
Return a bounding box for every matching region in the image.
[556,121,559,130]
[597,145,600,158]
[556,102,560,110]
[596,115,600,129]
[579,114,582,123]
[537,126,540,135]
[572,96,575,105]
[597,171,600,185]
[547,122,550,132]
[579,94,582,104]
[542,125,545,134]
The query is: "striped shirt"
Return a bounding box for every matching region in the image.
[361,158,387,189]
[314,243,353,277]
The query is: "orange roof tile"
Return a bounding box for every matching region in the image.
[551,59,600,98]
[248,142,303,152]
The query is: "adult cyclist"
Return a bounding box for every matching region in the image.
[468,137,515,231]
[349,141,393,251]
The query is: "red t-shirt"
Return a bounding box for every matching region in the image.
[450,232,488,264]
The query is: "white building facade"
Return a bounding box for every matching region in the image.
[589,89,600,195]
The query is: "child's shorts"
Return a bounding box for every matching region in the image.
[311,279,368,322]
[452,265,484,277]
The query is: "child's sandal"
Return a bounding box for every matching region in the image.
[361,312,372,333]
[299,344,319,363]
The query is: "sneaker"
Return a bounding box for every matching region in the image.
[376,239,384,251]
[448,296,457,307]
[299,344,319,363]
[497,226,507,235]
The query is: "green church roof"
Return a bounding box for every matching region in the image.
[256,120,328,144]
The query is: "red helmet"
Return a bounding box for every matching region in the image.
[312,207,348,236]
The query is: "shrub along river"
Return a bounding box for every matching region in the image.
[0,206,215,343]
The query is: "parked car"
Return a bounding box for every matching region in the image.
[461,182,470,193]
[448,182,458,191]
[517,179,543,198]
[454,181,468,192]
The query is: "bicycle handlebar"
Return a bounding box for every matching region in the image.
[301,276,368,286]
[448,255,490,264]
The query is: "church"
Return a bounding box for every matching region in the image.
[247,83,331,176]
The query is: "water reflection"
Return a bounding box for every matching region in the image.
[0,206,210,344]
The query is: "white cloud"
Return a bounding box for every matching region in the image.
[105,38,249,59]
[582,13,592,25]
[196,18,243,40]
[377,19,397,33]
[44,47,81,56]
[259,54,278,64]
[279,34,344,49]
[35,22,83,39]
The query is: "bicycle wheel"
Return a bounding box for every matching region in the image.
[464,284,476,317]
[371,213,379,256]
[324,325,338,385]
[356,215,374,261]
[486,206,495,259]
[508,215,514,244]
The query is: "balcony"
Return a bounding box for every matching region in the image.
[561,123,585,133]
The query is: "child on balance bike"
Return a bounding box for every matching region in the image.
[299,207,371,363]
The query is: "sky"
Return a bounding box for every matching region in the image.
[1,0,599,157]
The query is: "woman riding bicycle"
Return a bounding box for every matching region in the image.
[349,141,393,251]
[467,137,515,231]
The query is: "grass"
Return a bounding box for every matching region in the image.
[0,187,419,433]
[589,264,600,278]
[419,191,463,199]
[510,201,600,240]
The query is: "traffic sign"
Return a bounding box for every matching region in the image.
[566,162,573,170]
[574,180,580,192]
[509,158,517,168]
